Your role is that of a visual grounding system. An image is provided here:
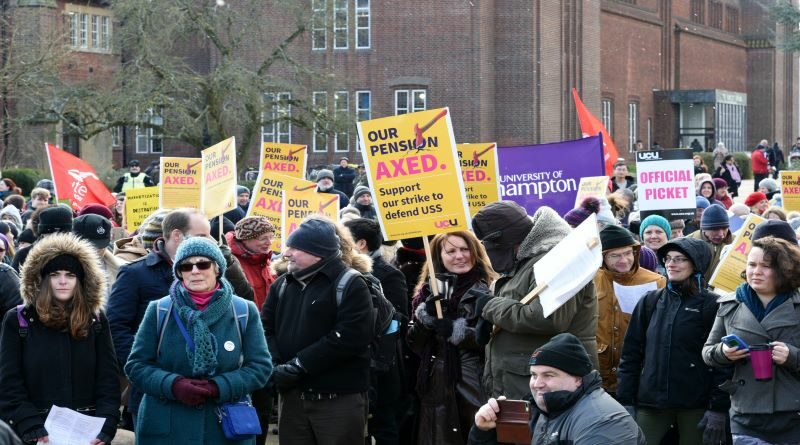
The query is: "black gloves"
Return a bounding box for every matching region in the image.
[425,295,442,318]
[432,318,454,338]
[272,357,306,390]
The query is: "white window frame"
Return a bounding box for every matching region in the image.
[79,13,88,48]
[333,0,348,49]
[111,127,122,148]
[334,91,349,152]
[67,13,78,48]
[261,92,292,144]
[356,90,371,122]
[101,16,110,50]
[312,91,328,153]
[628,102,638,153]
[311,0,326,50]
[395,89,427,115]
[136,108,164,154]
[356,0,370,49]
[601,98,613,137]
[91,15,100,49]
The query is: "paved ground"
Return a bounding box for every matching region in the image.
[733,179,754,204]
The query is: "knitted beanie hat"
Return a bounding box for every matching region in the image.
[42,254,85,282]
[600,225,636,252]
[745,192,768,208]
[752,220,797,244]
[351,185,371,203]
[173,237,227,279]
[139,209,169,250]
[316,169,334,182]
[529,333,593,377]
[235,216,275,240]
[78,203,114,221]
[38,205,74,235]
[638,245,659,272]
[285,218,340,259]
[639,214,672,240]
[237,185,250,196]
[701,204,730,230]
[695,196,710,210]
[758,178,779,194]
[564,197,600,227]
[712,178,729,190]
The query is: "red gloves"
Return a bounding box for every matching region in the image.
[172,377,219,406]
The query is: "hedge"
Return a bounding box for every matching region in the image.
[3,168,45,195]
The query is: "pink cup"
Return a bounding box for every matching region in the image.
[749,344,773,382]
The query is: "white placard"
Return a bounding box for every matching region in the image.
[612,281,658,314]
[38,406,105,445]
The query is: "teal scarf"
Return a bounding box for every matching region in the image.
[170,279,233,376]
[735,283,791,322]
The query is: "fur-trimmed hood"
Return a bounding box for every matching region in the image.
[20,232,107,312]
[271,250,372,277]
[517,206,571,262]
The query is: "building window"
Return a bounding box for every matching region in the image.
[136,109,163,154]
[334,0,348,49]
[690,0,705,25]
[356,91,371,121]
[312,92,328,153]
[79,13,88,48]
[262,93,292,144]
[334,91,349,152]
[311,0,326,50]
[601,99,613,137]
[395,89,426,115]
[709,1,722,29]
[65,6,112,53]
[111,127,122,148]
[102,16,110,50]
[725,6,739,34]
[628,102,638,153]
[67,13,78,47]
[356,0,370,49]
[91,15,99,49]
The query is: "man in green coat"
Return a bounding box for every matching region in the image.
[472,201,599,400]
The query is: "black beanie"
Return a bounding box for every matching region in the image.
[600,225,635,252]
[752,220,797,245]
[41,254,85,282]
[38,206,74,235]
[286,218,340,259]
[18,228,35,245]
[529,333,593,377]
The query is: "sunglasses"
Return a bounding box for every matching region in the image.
[177,260,214,273]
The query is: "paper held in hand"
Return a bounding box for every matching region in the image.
[533,214,603,317]
[37,405,105,445]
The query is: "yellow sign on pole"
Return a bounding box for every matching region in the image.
[248,171,316,251]
[125,187,160,233]
[260,143,308,179]
[574,176,610,207]
[159,157,201,209]
[780,171,800,213]
[201,137,237,219]
[281,189,340,243]
[709,214,765,293]
[457,143,501,217]
[357,107,470,240]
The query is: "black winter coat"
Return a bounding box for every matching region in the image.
[334,165,357,196]
[0,308,120,440]
[0,264,21,315]
[371,254,408,319]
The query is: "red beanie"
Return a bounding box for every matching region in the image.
[78,203,114,221]
[744,192,767,208]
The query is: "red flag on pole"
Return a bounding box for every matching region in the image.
[572,88,619,176]
[46,143,115,211]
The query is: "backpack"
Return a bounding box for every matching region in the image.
[155,296,249,358]
[16,304,102,338]
[277,267,398,371]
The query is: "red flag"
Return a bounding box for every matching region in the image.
[572,88,619,176]
[46,143,115,211]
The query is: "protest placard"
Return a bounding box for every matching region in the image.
[497,136,605,216]
[125,186,160,233]
[248,170,316,251]
[159,157,201,209]
[281,188,340,242]
[457,143,501,217]
[201,137,237,219]
[636,149,695,220]
[357,107,470,240]
[780,171,800,213]
[709,214,765,293]
[260,142,308,179]
[574,176,610,207]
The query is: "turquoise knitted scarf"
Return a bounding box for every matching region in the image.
[169,279,233,377]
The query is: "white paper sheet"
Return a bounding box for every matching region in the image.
[37,406,105,445]
[612,281,658,314]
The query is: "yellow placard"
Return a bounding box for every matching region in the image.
[281,189,340,243]
[357,107,470,240]
[201,137,237,219]
[247,170,316,251]
[159,157,201,209]
[575,176,610,206]
[124,187,160,233]
[457,143,501,217]
[260,143,308,179]
[780,171,800,213]
[709,214,765,293]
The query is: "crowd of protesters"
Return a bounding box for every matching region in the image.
[0,145,796,445]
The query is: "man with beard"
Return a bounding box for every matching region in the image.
[315,169,349,210]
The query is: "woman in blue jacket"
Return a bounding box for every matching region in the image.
[125,237,272,444]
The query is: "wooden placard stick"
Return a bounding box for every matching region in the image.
[218,214,224,245]
[422,236,444,319]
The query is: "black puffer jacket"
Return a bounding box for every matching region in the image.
[0,263,21,314]
[617,237,731,412]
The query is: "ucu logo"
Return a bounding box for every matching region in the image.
[434,218,458,229]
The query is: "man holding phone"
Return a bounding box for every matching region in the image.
[467,333,644,445]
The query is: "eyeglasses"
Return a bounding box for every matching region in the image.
[177,260,214,273]
[664,256,690,265]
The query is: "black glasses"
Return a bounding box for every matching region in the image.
[177,260,214,273]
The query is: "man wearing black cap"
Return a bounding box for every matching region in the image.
[334,157,356,197]
[688,203,733,282]
[113,160,155,193]
[12,205,73,273]
[471,201,598,400]
[263,217,374,444]
[468,333,644,445]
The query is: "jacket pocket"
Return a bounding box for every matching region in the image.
[137,395,171,436]
[496,355,533,399]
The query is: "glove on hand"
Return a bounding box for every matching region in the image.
[21,426,48,442]
[194,379,220,399]
[425,295,444,319]
[432,318,454,338]
[172,377,213,406]
[272,358,306,390]
[697,410,726,445]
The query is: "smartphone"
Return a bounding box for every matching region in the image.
[721,334,749,350]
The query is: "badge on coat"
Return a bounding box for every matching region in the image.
[224,341,235,352]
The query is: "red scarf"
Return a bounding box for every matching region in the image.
[185,282,220,311]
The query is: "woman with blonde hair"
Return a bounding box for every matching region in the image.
[407,231,497,445]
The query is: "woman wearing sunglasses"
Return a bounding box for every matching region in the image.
[0,233,120,444]
[125,237,272,444]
